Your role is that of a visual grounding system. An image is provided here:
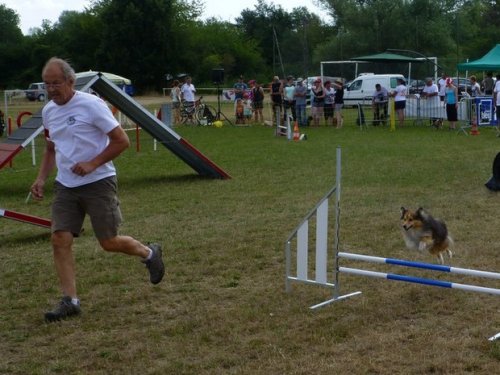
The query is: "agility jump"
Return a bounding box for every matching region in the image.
[285,147,500,340]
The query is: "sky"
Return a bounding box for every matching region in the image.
[2,0,328,35]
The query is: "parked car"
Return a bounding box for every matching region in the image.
[25,82,46,101]
[449,77,472,96]
[409,79,426,94]
[343,73,404,107]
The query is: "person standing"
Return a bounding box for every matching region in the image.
[332,80,344,128]
[180,76,196,122]
[233,75,247,102]
[323,81,335,126]
[233,75,248,116]
[180,76,196,103]
[31,57,165,322]
[372,83,389,126]
[482,72,494,96]
[391,78,407,127]
[444,78,458,130]
[270,76,283,125]
[170,79,181,124]
[293,78,307,127]
[311,78,325,126]
[421,78,441,127]
[469,75,482,97]
[283,76,296,122]
[251,80,265,124]
[494,74,500,122]
[438,72,447,103]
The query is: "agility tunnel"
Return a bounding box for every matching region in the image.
[284,147,500,341]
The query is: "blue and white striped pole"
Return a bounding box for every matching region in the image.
[338,252,500,280]
[339,267,500,296]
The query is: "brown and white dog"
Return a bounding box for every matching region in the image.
[400,207,453,264]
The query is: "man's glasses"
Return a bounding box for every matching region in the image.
[44,82,65,89]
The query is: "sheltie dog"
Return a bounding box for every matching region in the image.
[400,207,453,264]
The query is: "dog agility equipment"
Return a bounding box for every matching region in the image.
[0,207,51,228]
[285,147,500,340]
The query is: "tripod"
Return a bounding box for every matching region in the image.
[215,84,233,125]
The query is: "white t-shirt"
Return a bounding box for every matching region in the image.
[495,81,500,106]
[422,83,439,105]
[284,85,295,102]
[43,91,119,188]
[393,84,407,102]
[181,83,196,102]
[438,78,446,97]
[324,87,335,105]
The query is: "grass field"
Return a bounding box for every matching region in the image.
[1,96,500,374]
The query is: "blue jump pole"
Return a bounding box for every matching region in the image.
[339,267,500,296]
[338,252,500,280]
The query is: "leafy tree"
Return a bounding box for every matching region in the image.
[0,5,29,87]
[183,19,266,84]
[93,0,189,91]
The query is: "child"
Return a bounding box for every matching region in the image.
[243,95,252,122]
[235,99,245,124]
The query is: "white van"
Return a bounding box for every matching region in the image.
[343,73,405,107]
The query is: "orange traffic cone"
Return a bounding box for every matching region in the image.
[470,117,480,135]
[293,122,300,141]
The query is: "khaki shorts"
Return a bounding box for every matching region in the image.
[52,176,122,239]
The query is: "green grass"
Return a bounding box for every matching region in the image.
[1,98,500,374]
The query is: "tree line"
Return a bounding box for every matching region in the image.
[0,0,498,93]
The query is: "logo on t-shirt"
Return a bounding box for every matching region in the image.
[67,116,76,125]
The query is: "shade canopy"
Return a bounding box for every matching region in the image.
[350,52,423,63]
[457,44,500,71]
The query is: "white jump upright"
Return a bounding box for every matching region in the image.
[285,147,362,308]
[285,148,500,340]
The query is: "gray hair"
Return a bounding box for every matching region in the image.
[42,57,76,82]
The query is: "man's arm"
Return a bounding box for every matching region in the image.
[71,126,130,177]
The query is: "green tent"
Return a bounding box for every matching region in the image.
[457,44,500,71]
[351,52,423,63]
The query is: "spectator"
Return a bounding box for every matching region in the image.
[233,75,248,117]
[438,72,447,102]
[469,75,482,97]
[323,80,335,126]
[311,78,325,126]
[482,72,494,96]
[180,76,196,122]
[31,57,164,322]
[170,79,181,124]
[294,78,307,127]
[233,75,247,101]
[283,76,296,122]
[421,78,441,127]
[332,80,344,128]
[270,76,283,125]
[372,83,389,126]
[251,80,265,123]
[494,74,500,121]
[235,99,245,124]
[444,78,458,130]
[391,78,407,127]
